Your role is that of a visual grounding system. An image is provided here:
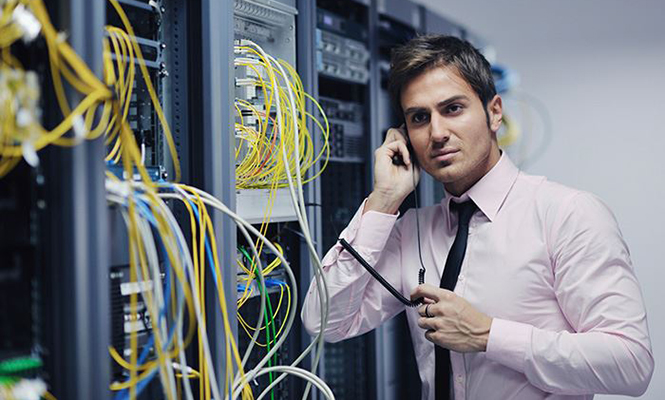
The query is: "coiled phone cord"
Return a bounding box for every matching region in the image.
[338,155,425,308]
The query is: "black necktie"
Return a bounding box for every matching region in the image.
[436,200,477,400]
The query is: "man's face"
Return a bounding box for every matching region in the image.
[401,66,502,196]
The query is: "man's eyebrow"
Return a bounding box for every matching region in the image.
[403,95,470,116]
[437,95,469,108]
[403,106,426,116]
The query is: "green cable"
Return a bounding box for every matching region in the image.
[0,376,19,386]
[0,357,42,376]
[240,247,277,400]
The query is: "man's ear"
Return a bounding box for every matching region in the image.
[487,94,503,133]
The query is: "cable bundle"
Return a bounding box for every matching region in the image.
[232,39,335,400]
[100,6,335,399]
[1,0,336,398]
[100,2,246,398]
[102,5,335,400]
[103,0,181,181]
[0,0,114,178]
[234,40,330,190]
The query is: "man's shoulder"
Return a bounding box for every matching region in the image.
[513,170,614,224]
[515,170,586,203]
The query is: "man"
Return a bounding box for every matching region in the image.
[301,35,653,399]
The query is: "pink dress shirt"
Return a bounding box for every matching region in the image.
[301,154,654,399]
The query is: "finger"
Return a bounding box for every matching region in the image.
[385,140,411,166]
[411,283,445,302]
[419,303,437,318]
[424,329,436,343]
[384,127,407,145]
[418,304,428,317]
[417,316,436,330]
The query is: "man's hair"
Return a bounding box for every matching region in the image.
[388,35,496,118]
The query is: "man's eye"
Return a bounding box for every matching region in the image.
[446,104,463,114]
[412,113,429,124]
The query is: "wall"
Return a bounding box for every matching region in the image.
[412,1,665,398]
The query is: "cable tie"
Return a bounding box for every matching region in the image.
[72,114,86,140]
[148,0,160,13]
[12,5,41,43]
[21,141,39,168]
[15,108,33,128]
[8,378,46,400]
[56,31,68,44]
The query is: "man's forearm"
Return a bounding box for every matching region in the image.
[365,189,405,215]
[486,319,654,396]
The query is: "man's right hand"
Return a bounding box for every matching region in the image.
[365,127,420,215]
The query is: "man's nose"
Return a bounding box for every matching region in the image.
[429,113,450,144]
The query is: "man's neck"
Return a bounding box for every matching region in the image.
[444,147,501,197]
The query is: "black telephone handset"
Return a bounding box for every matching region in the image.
[390,126,417,167]
[391,143,415,166]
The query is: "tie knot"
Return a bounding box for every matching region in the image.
[450,200,477,226]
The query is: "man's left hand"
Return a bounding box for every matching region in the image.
[411,284,493,353]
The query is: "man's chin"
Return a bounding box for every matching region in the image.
[431,172,459,186]
[427,163,458,183]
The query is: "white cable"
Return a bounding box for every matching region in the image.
[170,185,267,375]
[241,40,330,400]
[266,52,329,400]
[159,187,300,400]
[145,189,224,400]
[111,197,179,399]
[107,180,223,400]
[158,189,297,399]
[250,366,335,400]
[115,198,177,399]
[112,176,331,400]
[154,191,195,400]
[134,213,178,399]
[157,186,290,398]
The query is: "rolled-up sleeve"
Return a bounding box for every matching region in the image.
[486,192,654,396]
[301,199,406,343]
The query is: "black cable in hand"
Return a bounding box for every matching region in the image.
[392,147,426,286]
[338,238,423,308]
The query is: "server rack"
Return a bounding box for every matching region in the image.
[47,3,112,397]
[311,1,379,398]
[370,2,426,398]
[106,3,194,395]
[0,0,113,398]
[0,1,484,398]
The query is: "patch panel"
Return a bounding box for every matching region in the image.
[319,97,365,162]
[233,0,297,64]
[233,0,301,225]
[109,264,165,380]
[316,29,369,84]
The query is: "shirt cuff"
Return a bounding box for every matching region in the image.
[353,209,399,250]
[486,318,533,374]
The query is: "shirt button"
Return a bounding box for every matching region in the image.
[456,374,464,384]
[457,275,465,282]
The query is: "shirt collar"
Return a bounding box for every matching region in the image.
[441,153,519,223]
